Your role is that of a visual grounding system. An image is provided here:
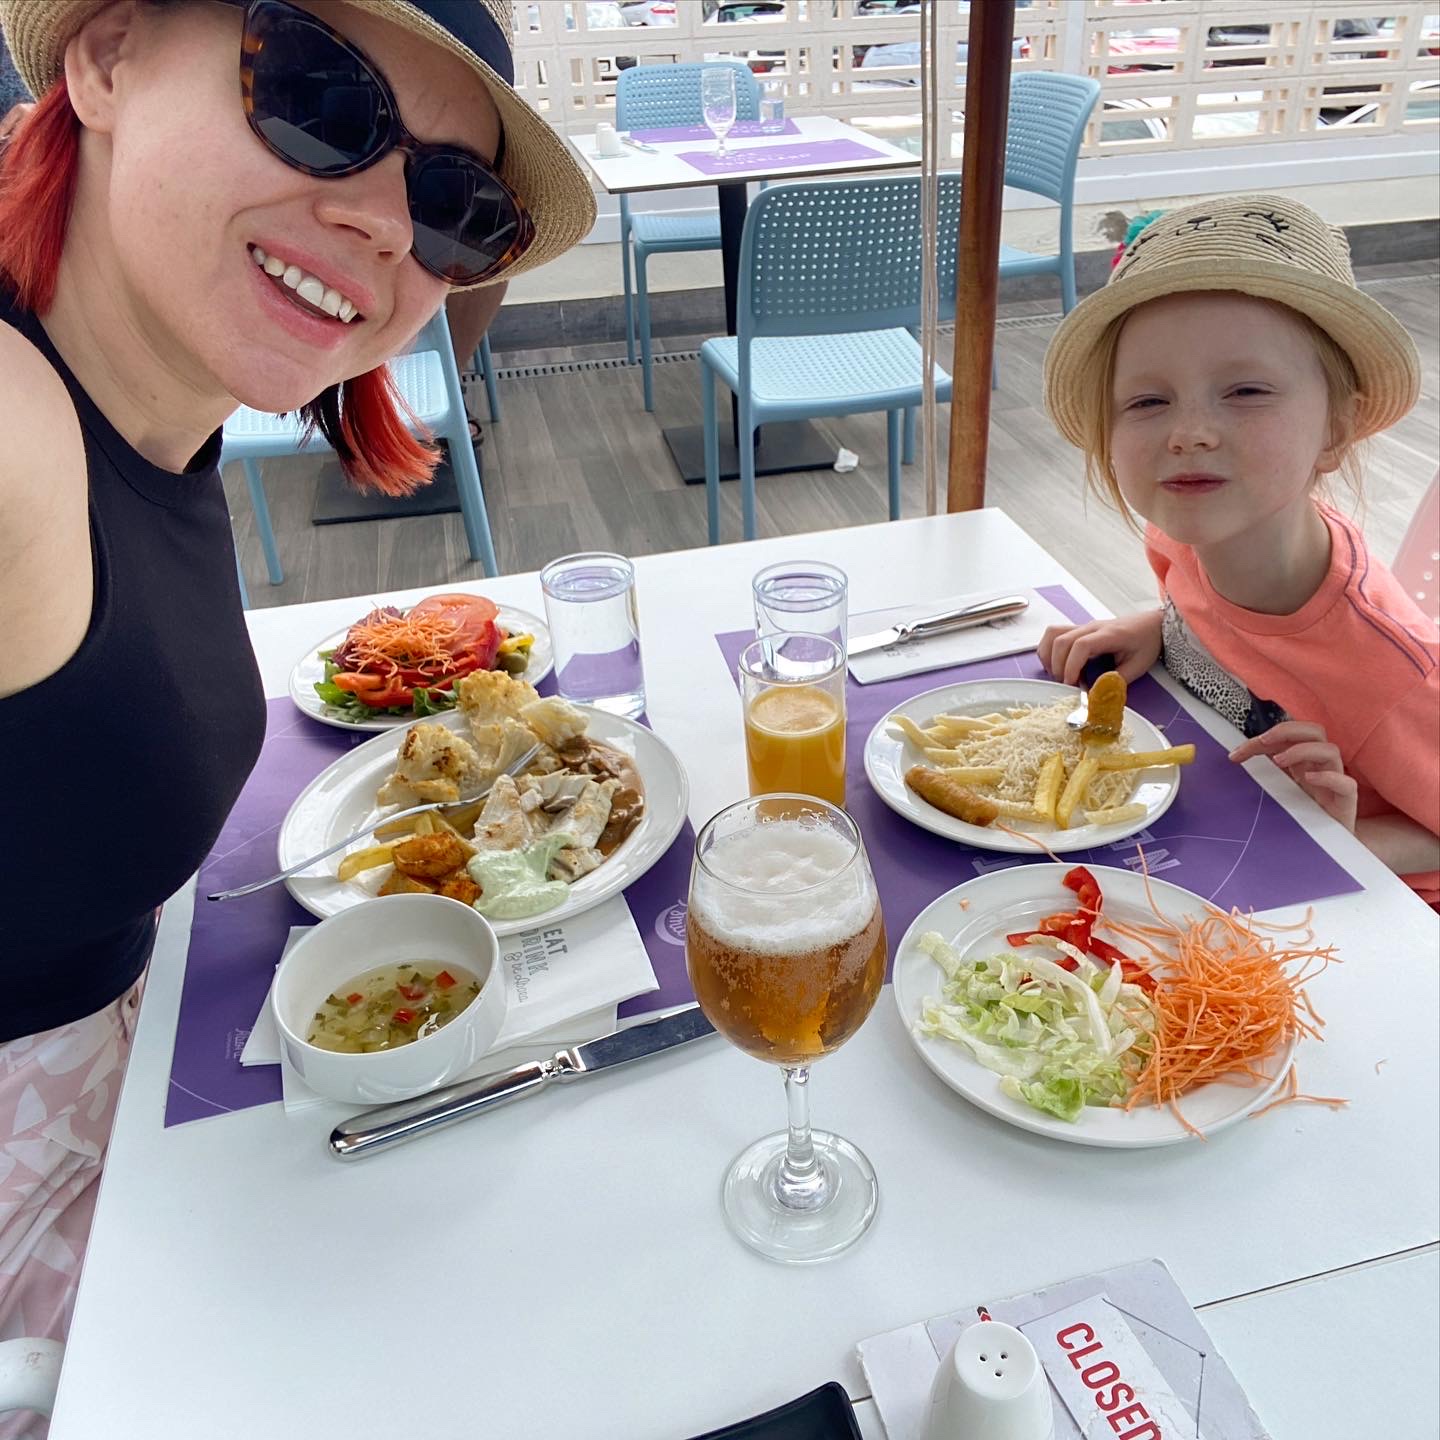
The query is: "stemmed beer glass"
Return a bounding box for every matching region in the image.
[686,795,887,1262]
[701,66,738,157]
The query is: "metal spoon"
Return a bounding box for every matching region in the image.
[206,742,542,902]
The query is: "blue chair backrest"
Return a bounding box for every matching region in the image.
[736,174,963,342]
[1003,72,1101,206]
[616,61,761,129]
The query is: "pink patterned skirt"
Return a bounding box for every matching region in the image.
[0,983,141,1439]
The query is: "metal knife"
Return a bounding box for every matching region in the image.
[621,134,659,153]
[328,1005,717,1160]
[848,594,1030,657]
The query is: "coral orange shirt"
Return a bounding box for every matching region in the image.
[1147,505,1440,905]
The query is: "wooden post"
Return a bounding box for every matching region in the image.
[946,0,1016,513]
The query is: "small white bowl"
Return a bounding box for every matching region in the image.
[271,895,507,1105]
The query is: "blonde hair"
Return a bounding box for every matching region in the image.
[1076,297,1366,530]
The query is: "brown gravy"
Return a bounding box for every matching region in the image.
[555,738,646,856]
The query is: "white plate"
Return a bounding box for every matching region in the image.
[864,677,1181,854]
[892,864,1297,1148]
[289,605,554,732]
[278,707,688,938]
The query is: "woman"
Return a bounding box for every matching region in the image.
[0,0,594,1380]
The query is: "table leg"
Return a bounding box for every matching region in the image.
[661,179,835,486]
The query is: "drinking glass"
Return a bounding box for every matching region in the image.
[752,560,849,662]
[539,552,645,718]
[739,633,846,807]
[758,77,786,134]
[686,795,886,1262]
[701,66,738,156]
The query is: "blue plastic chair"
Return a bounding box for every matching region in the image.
[616,62,760,412]
[224,307,498,600]
[998,72,1101,314]
[470,333,501,423]
[700,174,961,544]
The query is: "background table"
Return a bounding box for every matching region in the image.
[52,512,1439,1439]
[572,115,919,483]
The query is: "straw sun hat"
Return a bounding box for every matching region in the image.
[1044,192,1421,448]
[0,0,596,286]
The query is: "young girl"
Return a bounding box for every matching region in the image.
[1038,193,1439,905]
[0,0,593,1388]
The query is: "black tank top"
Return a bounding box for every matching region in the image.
[0,292,266,1040]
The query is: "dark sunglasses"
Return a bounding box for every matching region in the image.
[220,0,533,286]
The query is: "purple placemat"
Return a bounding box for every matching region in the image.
[714,585,1360,973]
[165,694,696,1128]
[629,119,800,143]
[678,138,887,176]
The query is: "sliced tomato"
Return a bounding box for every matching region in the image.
[408,594,502,676]
[331,672,388,696]
[364,681,415,709]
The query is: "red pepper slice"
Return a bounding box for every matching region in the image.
[392,1008,416,1026]
[434,970,457,990]
[346,993,363,1006]
[397,983,427,1001]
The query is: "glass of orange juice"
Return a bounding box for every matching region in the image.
[739,633,847,806]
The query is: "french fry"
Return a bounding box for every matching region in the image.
[939,765,1005,786]
[992,799,1047,823]
[413,813,436,835]
[337,844,395,882]
[429,811,477,858]
[930,714,1008,738]
[1056,755,1100,829]
[1085,802,1148,827]
[374,812,422,839]
[441,799,484,835]
[1032,752,1066,825]
[888,715,932,748]
[1096,744,1196,771]
[922,746,966,765]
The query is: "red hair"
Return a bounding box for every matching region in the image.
[0,79,436,496]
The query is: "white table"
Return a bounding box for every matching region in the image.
[53,513,1439,1439]
[571,114,920,482]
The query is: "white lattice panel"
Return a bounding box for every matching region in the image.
[510,0,1437,158]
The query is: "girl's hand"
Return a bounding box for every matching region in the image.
[1038,611,1164,686]
[1229,722,1358,831]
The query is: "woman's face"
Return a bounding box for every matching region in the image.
[79,0,501,413]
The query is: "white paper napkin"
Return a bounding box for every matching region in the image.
[243,895,658,1113]
[846,588,1073,686]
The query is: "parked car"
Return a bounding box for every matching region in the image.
[1320,77,1440,125]
[854,32,1029,89]
[617,0,677,24]
[702,0,787,75]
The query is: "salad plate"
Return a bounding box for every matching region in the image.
[864,678,1183,854]
[277,706,688,938]
[892,864,1297,1148]
[290,601,554,732]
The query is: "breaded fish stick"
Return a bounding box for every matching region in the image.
[905,767,1001,826]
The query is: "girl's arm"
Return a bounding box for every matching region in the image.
[1355,813,1440,878]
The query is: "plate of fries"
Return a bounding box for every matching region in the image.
[863,678,1193,853]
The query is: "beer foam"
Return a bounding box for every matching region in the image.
[692,819,875,955]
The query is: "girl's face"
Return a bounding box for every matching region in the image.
[77,0,501,413]
[1108,292,1340,553]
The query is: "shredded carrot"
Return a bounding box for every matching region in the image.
[342,609,466,678]
[1100,855,1343,1130]
[994,823,1066,863]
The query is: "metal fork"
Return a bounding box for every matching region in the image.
[1064,653,1119,731]
[206,743,542,902]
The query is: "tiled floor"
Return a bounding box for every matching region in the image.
[228,262,1439,619]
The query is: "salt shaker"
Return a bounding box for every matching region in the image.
[922,1320,1053,1440]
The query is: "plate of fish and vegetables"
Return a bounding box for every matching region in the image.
[289,592,553,730]
[892,862,1341,1147]
[278,669,688,936]
[864,674,1193,854]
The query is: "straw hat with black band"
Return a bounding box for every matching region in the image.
[1044,193,1421,449]
[0,0,597,286]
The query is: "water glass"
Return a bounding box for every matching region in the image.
[539,552,645,718]
[739,633,847,806]
[759,78,786,134]
[701,66,737,156]
[752,560,849,662]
